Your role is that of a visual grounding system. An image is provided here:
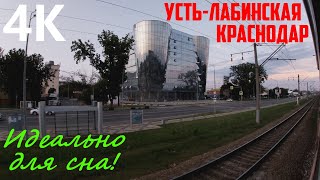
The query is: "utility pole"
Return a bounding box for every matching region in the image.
[91,67,95,102]
[254,43,260,124]
[298,74,300,95]
[214,65,216,89]
[231,43,288,125]
[23,10,36,132]
[307,82,309,99]
[301,81,315,98]
[121,70,124,106]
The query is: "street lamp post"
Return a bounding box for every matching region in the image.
[23,10,36,132]
[307,82,309,99]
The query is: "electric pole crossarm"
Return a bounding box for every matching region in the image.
[230,50,254,56]
[269,58,296,61]
[230,50,254,61]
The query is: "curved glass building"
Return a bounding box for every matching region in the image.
[124,20,210,101]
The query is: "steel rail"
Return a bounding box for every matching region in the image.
[173,98,317,180]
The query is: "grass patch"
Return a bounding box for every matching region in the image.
[0,100,306,179]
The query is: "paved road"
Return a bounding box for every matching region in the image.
[0,98,296,131]
[103,98,295,124]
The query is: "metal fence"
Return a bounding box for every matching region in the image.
[46,111,97,136]
[40,104,100,137]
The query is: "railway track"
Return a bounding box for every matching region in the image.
[173,98,317,180]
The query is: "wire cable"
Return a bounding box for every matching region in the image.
[96,0,242,52]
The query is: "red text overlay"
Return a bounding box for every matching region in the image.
[164,2,309,43]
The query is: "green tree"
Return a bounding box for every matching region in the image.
[229,62,268,99]
[48,88,56,94]
[280,88,289,97]
[0,49,53,105]
[269,89,276,98]
[94,79,109,102]
[220,82,232,99]
[71,30,134,106]
[271,87,288,98]
[138,51,166,100]
[178,70,198,90]
[196,57,207,98]
[60,80,91,98]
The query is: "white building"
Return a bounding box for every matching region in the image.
[43,61,60,97]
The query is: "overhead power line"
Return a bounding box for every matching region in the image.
[0,7,234,59]
[209,0,292,65]
[0,3,293,68]
[0,22,99,36]
[95,0,242,52]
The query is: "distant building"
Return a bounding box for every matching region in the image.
[43,61,60,97]
[124,20,210,101]
[206,89,221,98]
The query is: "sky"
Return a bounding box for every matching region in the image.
[0,0,318,91]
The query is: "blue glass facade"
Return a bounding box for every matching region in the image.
[123,20,209,101]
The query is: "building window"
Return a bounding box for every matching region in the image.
[174,52,176,55]
[174,46,176,49]
[174,59,176,62]
[174,40,177,43]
